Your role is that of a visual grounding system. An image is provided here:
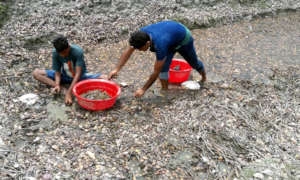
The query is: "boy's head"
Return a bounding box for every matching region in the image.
[129,31,151,51]
[52,35,70,58]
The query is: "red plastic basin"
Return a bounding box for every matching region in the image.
[169,59,192,83]
[72,79,121,111]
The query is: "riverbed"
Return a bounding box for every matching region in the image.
[0,0,299,179]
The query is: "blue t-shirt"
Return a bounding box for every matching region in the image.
[52,44,87,78]
[140,21,187,61]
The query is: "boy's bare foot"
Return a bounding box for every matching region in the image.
[99,74,108,80]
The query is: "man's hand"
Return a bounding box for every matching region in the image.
[108,47,135,80]
[134,88,145,97]
[64,92,73,105]
[137,59,165,96]
[51,85,61,94]
[108,69,118,80]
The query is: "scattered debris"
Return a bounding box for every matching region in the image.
[119,82,129,87]
[81,89,110,100]
[181,80,201,90]
[18,93,39,105]
[173,65,180,71]
[0,0,299,179]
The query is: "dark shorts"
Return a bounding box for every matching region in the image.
[159,38,205,80]
[46,70,101,84]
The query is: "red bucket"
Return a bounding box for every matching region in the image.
[169,59,192,83]
[72,79,121,111]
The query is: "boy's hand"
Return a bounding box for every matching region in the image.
[108,69,118,80]
[134,88,145,97]
[64,92,73,105]
[52,85,61,94]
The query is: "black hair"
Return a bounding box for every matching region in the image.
[129,31,150,49]
[52,35,69,52]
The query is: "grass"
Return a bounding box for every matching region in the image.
[0,2,10,28]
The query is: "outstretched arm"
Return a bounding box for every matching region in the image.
[65,66,82,105]
[51,71,62,93]
[108,46,135,79]
[134,59,165,97]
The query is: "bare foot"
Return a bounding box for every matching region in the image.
[99,74,108,80]
[199,71,207,83]
[169,83,183,90]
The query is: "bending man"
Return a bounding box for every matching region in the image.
[108,21,206,97]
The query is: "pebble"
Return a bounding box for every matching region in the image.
[18,93,39,105]
[42,174,52,180]
[253,173,264,179]
[181,81,200,90]
[24,178,36,180]
[0,137,6,147]
[262,169,273,176]
[120,82,129,87]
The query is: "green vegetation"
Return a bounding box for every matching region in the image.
[0,2,10,28]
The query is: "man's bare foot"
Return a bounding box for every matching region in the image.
[169,83,183,90]
[199,71,207,83]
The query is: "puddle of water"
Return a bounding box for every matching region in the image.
[46,102,69,122]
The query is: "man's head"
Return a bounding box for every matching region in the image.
[52,35,70,58]
[129,31,151,51]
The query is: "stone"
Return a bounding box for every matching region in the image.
[262,169,273,176]
[253,173,264,179]
[120,82,129,87]
[41,174,52,180]
[18,93,39,105]
[181,81,201,90]
[47,102,68,122]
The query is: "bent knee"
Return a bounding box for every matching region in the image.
[32,69,44,79]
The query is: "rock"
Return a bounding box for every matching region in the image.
[262,169,273,176]
[24,177,36,180]
[0,137,6,146]
[220,83,230,89]
[41,174,52,180]
[33,137,41,143]
[120,82,129,87]
[202,156,209,163]
[18,93,39,105]
[153,89,166,97]
[169,151,194,168]
[181,81,201,90]
[253,173,264,179]
[173,65,180,70]
[86,151,96,160]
